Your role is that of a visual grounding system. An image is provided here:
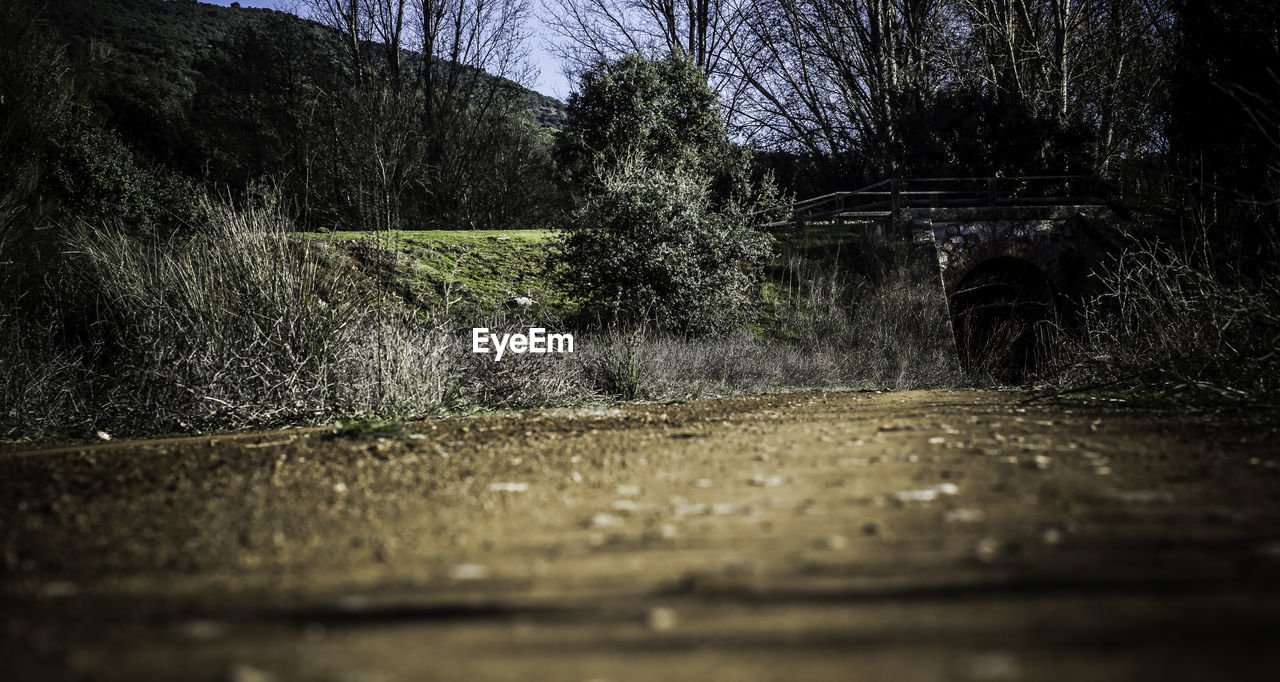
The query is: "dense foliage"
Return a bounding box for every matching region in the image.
[555,53,770,210]
[556,156,773,334]
[31,0,566,231]
[553,55,780,333]
[1,0,200,294]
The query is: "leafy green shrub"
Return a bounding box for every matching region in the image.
[49,111,202,235]
[554,156,773,335]
[555,53,780,213]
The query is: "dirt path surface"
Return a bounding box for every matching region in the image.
[4,389,1280,681]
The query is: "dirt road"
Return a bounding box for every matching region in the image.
[4,390,1280,681]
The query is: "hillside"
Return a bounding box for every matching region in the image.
[37,0,566,172]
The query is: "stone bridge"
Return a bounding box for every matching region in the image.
[908,204,1118,301]
[776,177,1121,380]
[909,204,1120,381]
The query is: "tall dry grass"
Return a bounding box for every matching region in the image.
[769,240,963,390]
[2,195,455,438]
[568,238,964,401]
[1046,242,1280,401]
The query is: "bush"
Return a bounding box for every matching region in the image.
[1047,243,1280,401]
[557,54,726,197]
[554,156,773,335]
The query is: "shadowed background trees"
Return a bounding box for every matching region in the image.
[7,0,1276,243]
[207,0,562,230]
[545,0,1174,185]
[544,0,1277,256]
[15,0,564,233]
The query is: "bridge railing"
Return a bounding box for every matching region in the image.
[763,175,1103,231]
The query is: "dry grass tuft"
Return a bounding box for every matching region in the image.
[1045,242,1280,401]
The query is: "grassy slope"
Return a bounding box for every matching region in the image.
[318,230,554,244]
[304,230,564,317]
[303,227,857,343]
[303,227,857,329]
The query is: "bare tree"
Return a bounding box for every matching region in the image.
[949,0,1171,170]
[542,0,749,120]
[720,0,1168,177]
[725,0,945,172]
[298,0,370,78]
[407,0,538,225]
[542,0,739,71]
[948,0,1086,121]
[367,0,409,85]
[411,0,533,132]
[295,0,538,228]
[1087,0,1173,174]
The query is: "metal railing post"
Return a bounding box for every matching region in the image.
[986,177,997,207]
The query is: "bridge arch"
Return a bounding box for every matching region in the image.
[941,239,1069,301]
[948,256,1058,383]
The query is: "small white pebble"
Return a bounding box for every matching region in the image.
[648,607,678,631]
[449,564,489,580]
[943,508,984,524]
[586,513,622,528]
[974,537,1001,563]
[820,534,848,551]
[176,620,227,641]
[225,663,275,682]
[610,499,641,515]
